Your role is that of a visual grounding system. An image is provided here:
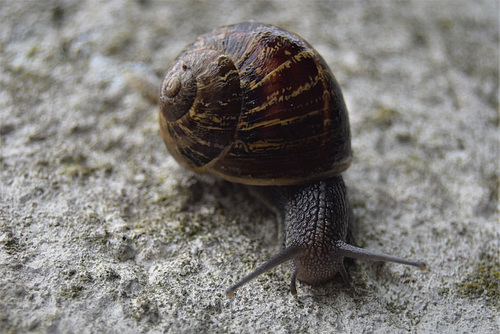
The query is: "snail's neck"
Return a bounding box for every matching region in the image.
[281,176,352,248]
[248,176,352,240]
[272,176,353,285]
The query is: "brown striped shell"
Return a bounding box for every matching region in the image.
[159,22,352,186]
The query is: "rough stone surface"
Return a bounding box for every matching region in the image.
[1,1,498,333]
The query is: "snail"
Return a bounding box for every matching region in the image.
[158,22,427,297]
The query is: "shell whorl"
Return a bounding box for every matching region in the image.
[159,22,352,185]
[159,49,242,172]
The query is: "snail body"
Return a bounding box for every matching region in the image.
[159,22,426,297]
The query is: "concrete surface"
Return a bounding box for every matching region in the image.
[0,0,498,333]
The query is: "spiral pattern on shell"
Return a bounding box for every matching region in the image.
[159,22,352,185]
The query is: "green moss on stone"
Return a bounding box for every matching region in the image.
[2,232,23,254]
[458,252,500,305]
[59,284,85,299]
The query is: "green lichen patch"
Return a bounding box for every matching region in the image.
[59,153,113,179]
[58,284,85,299]
[129,297,160,325]
[458,252,500,305]
[1,231,23,255]
[366,105,402,128]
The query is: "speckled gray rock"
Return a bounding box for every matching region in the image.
[0,1,498,333]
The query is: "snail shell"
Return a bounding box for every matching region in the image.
[159,22,351,186]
